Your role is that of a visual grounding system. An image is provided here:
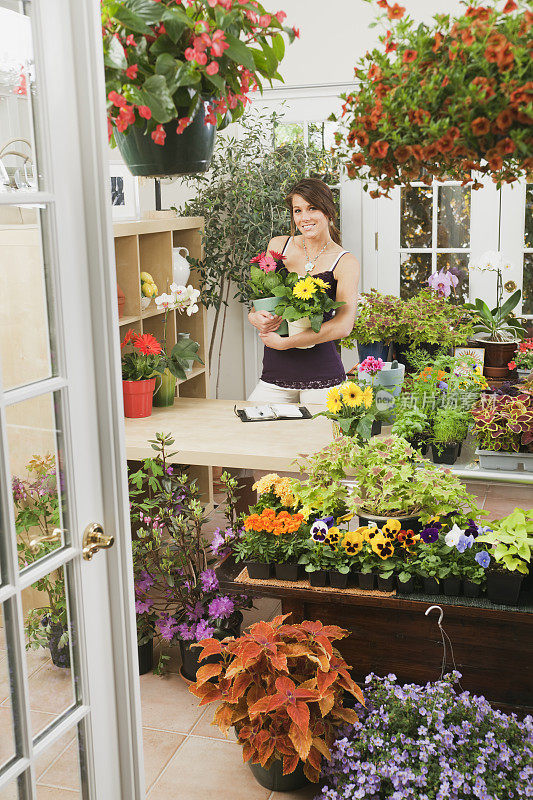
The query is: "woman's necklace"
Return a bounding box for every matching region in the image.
[303,237,330,273]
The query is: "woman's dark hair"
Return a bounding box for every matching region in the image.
[285,178,341,245]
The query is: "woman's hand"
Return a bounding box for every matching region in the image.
[248,310,283,334]
[259,331,289,350]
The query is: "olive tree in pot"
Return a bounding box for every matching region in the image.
[189,615,363,791]
[477,508,533,605]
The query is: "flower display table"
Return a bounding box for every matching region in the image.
[217,557,533,716]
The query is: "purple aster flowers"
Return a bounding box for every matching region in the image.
[317,672,533,800]
[200,569,219,592]
[475,551,491,569]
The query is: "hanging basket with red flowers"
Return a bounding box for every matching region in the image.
[102,0,298,176]
[333,0,533,198]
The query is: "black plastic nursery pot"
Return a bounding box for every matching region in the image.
[442,576,462,597]
[248,758,309,792]
[245,560,273,580]
[357,341,390,362]
[406,434,429,456]
[309,570,328,587]
[115,100,216,177]
[422,576,441,595]
[431,442,461,465]
[462,579,481,598]
[371,420,382,437]
[138,639,153,676]
[393,341,444,375]
[180,612,243,682]
[275,563,300,582]
[357,512,422,536]
[486,571,524,605]
[357,572,375,590]
[47,623,71,669]
[329,570,349,589]
[396,576,415,594]
[377,575,395,592]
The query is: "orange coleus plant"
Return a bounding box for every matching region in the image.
[188,614,364,782]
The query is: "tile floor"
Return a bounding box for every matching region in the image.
[0,480,531,799]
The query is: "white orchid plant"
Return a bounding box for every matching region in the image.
[154,283,203,380]
[466,251,525,343]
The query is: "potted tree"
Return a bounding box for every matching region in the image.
[341,289,403,361]
[188,615,364,790]
[477,508,533,605]
[466,253,526,377]
[102,0,298,176]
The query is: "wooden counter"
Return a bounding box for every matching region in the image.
[124,397,330,471]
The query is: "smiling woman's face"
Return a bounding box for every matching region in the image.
[291,194,329,240]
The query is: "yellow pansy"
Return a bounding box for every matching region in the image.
[326,386,342,414]
[341,382,363,408]
[361,386,373,409]
[342,530,364,556]
[293,279,317,300]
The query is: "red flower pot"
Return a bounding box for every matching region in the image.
[123,379,156,418]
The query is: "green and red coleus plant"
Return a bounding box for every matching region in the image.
[102,0,298,146]
[189,615,363,782]
[334,0,533,197]
[471,391,533,451]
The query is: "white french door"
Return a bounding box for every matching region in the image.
[0,1,142,799]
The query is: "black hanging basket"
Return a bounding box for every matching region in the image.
[248,758,309,792]
[115,100,216,177]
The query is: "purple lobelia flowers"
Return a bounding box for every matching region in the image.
[315,672,533,800]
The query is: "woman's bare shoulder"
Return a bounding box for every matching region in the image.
[267,234,291,253]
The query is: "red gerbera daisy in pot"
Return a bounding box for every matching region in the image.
[120,329,165,418]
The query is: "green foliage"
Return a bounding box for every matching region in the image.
[102,0,296,142]
[391,405,429,440]
[164,336,203,379]
[432,406,470,448]
[342,289,404,348]
[477,508,533,574]
[395,290,473,348]
[248,264,289,301]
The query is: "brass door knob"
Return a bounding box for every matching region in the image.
[82,523,114,561]
[29,528,64,554]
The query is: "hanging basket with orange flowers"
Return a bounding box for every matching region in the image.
[333,0,533,198]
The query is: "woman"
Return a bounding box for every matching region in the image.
[248,177,360,404]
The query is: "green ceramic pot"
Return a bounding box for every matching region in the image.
[253,296,288,336]
[115,100,216,177]
[153,369,176,407]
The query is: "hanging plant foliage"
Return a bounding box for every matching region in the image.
[333,0,533,198]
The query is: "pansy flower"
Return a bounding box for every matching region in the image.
[382,519,401,540]
[397,529,420,549]
[310,519,329,542]
[420,526,440,544]
[325,527,341,546]
[342,531,364,556]
[370,532,395,559]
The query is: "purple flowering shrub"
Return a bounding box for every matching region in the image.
[129,435,249,671]
[316,672,533,800]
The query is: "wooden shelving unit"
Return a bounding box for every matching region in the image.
[114,215,213,503]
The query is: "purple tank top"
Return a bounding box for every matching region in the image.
[261,237,347,389]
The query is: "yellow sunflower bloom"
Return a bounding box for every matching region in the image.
[313,277,329,290]
[326,387,342,414]
[341,382,363,408]
[361,386,373,409]
[293,279,317,300]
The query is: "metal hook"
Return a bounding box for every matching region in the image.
[425,604,444,626]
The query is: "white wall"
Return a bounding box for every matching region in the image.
[112,0,468,400]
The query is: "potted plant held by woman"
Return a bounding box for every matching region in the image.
[274,273,344,348]
[248,250,289,335]
[189,615,364,791]
[102,0,298,176]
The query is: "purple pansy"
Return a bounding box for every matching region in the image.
[456,533,475,553]
[475,551,491,569]
[420,526,440,544]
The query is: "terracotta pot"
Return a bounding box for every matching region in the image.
[122,378,156,418]
[479,339,518,378]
